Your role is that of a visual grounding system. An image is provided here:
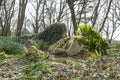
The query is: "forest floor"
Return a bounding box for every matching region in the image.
[0,44,120,80]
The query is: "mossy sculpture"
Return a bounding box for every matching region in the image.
[36,22,67,46]
[49,35,87,56]
[49,24,109,56]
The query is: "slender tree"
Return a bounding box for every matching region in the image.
[0,0,15,36]
[91,0,100,27]
[29,0,43,33]
[77,0,87,24]
[0,0,2,6]
[57,0,66,22]
[99,0,113,32]
[66,0,78,34]
[16,0,28,36]
[104,0,120,43]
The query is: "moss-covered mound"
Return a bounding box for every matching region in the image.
[36,22,67,46]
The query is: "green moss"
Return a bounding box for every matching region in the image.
[52,36,87,50]
[54,44,61,49]
[0,52,7,59]
[36,22,66,46]
[73,36,87,45]
[63,37,70,43]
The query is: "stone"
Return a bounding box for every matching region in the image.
[28,46,45,54]
[48,36,87,56]
[66,39,84,56]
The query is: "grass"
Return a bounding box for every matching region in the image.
[0,37,120,79]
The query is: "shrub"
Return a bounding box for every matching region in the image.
[88,50,102,63]
[13,35,34,45]
[29,62,51,73]
[20,62,51,79]
[25,46,49,62]
[0,35,34,46]
[0,52,7,60]
[76,24,109,54]
[36,22,66,45]
[37,40,49,50]
[0,38,27,54]
[25,50,39,62]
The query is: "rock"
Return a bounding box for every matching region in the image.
[66,39,85,56]
[48,36,87,56]
[28,46,45,54]
[49,38,67,54]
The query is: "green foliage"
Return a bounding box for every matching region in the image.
[108,41,120,56]
[71,77,85,80]
[18,62,51,79]
[76,24,100,37]
[73,35,87,45]
[88,50,102,63]
[29,62,51,73]
[25,48,49,62]
[36,22,66,45]
[0,35,35,47]
[25,50,39,62]
[76,24,109,54]
[18,72,43,80]
[57,78,66,80]
[13,35,34,45]
[37,40,49,50]
[0,52,7,59]
[0,38,27,54]
[14,65,43,79]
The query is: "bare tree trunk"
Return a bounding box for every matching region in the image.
[77,0,86,24]
[41,0,46,29]
[3,0,15,36]
[57,0,65,22]
[92,0,100,27]
[109,3,119,43]
[66,0,77,34]
[16,0,28,36]
[103,0,120,43]
[99,0,113,32]
[0,0,15,36]
[34,0,42,33]
[0,0,2,6]
[0,17,4,35]
[29,0,46,34]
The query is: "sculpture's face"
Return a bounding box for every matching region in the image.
[62,31,67,38]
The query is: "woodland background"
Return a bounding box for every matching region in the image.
[0,0,120,42]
